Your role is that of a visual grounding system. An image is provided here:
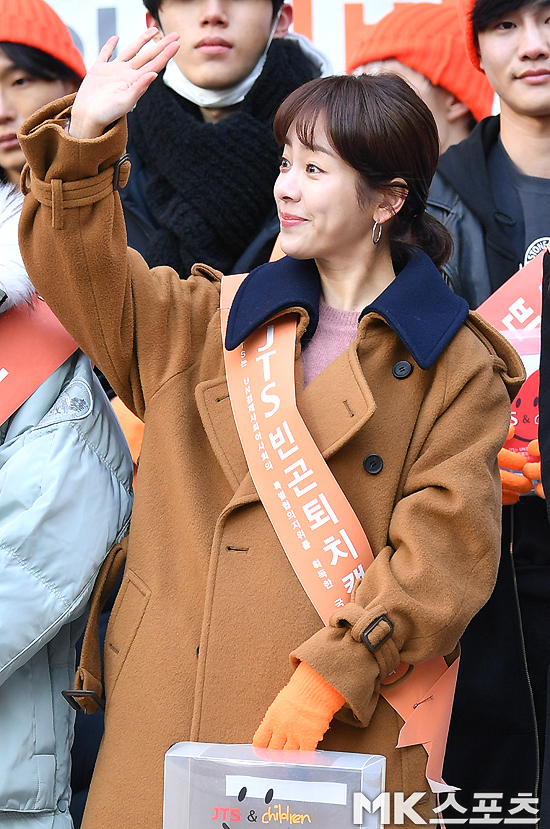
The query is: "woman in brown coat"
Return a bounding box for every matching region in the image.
[18,28,523,829]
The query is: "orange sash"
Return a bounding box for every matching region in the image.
[221,274,459,793]
[0,294,78,425]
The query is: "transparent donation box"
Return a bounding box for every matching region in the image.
[163,742,385,829]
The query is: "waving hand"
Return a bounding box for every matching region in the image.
[70,28,180,140]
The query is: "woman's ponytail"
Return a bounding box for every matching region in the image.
[407,211,453,272]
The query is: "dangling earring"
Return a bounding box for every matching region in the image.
[372,220,382,245]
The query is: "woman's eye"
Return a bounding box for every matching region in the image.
[279,157,290,170]
[495,19,515,29]
[306,163,322,174]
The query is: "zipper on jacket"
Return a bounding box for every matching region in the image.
[509,505,541,808]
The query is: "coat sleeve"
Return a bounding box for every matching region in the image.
[292,329,517,727]
[17,96,221,420]
[0,360,133,686]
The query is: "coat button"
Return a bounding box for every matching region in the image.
[392,360,413,379]
[363,454,383,474]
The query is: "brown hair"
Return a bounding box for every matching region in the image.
[273,74,453,271]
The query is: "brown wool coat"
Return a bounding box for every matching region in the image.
[18,98,524,829]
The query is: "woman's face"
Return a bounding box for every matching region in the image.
[0,47,77,185]
[274,121,374,264]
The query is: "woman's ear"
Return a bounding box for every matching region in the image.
[374,178,408,224]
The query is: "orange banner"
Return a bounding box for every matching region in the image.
[0,294,77,425]
[478,250,544,459]
[221,274,458,792]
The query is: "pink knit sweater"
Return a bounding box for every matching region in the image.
[302,299,360,387]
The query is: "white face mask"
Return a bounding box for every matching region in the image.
[163,9,282,109]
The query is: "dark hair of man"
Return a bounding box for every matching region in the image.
[472,0,550,36]
[0,41,81,86]
[0,42,80,183]
[143,0,284,24]
[273,74,453,271]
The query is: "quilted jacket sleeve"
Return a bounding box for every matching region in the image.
[0,355,133,685]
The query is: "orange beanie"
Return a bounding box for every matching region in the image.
[458,0,482,70]
[0,0,86,79]
[347,2,493,122]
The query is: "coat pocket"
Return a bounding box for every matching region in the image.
[104,569,151,699]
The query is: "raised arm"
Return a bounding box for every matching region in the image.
[18,30,222,418]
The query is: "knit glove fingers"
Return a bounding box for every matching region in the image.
[253,708,321,751]
[524,440,545,499]
[499,440,531,503]
[253,662,344,752]
[500,468,532,495]
[498,446,527,471]
[502,487,521,506]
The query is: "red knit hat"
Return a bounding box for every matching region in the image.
[458,0,482,70]
[347,2,493,122]
[0,0,86,79]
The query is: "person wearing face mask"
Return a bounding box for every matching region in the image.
[0,2,134,827]
[347,2,495,155]
[120,0,330,278]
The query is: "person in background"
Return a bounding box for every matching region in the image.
[347,2,494,154]
[0,2,134,827]
[0,0,83,186]
[426,0,550,820]
[17,26,522,828]
[120,0,330,277]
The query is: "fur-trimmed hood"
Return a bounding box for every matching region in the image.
[0,184,34,314]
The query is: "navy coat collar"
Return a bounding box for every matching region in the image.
[225,250,468,370]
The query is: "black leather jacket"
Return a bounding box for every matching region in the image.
[427,116,521,309]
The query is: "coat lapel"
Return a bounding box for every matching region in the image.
[297,345,376,459]
[195,377,249,490]
[196,343,377,507]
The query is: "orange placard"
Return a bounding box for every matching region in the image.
[478,250,544,458]
[0,294,77,425]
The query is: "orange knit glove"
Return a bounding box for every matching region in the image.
[523,439,545,499]
[253,662,345,751]
[499,447,531,504]
[499,425,531,505]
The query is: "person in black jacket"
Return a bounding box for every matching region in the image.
[427,0,550,823]
[121,0,329,277]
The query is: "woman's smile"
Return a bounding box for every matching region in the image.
[279,212,307,227]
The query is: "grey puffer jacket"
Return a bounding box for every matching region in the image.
[0,185,133,828]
